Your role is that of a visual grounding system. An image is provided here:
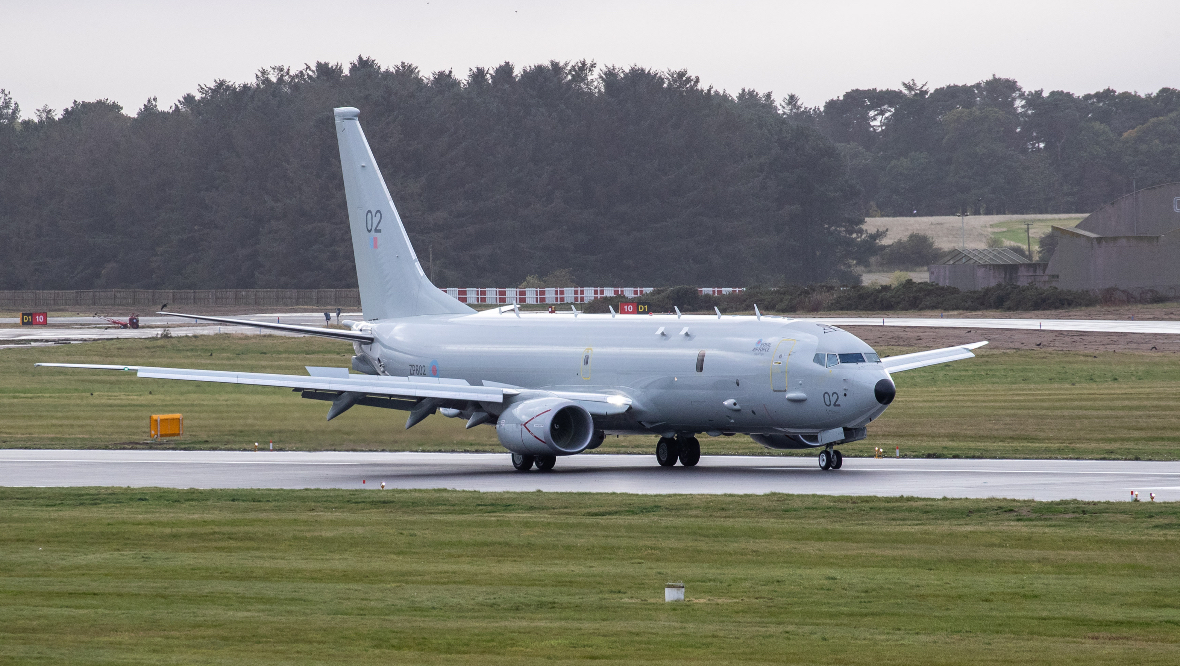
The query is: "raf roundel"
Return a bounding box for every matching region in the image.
[429,360,440,377]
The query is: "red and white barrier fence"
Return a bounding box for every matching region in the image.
[440,287,743,304]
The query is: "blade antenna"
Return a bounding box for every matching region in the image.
[755,304,761,320]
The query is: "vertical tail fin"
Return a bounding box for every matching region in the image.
[333,107,472,320]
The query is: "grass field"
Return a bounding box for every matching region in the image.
[2,335,1179,459]
[1,488,1177,664]
[988,217,1084,248]
[865,214,1083,251]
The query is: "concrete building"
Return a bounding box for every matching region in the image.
[929,248,1047,291]
[1046,183,1180,297]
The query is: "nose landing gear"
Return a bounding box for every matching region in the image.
[819,448,843,471]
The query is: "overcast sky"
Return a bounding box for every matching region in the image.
[2,0,1176,116]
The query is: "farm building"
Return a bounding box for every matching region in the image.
[1046,183,1180,297]
[928,248,1047,291]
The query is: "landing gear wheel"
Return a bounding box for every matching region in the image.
[818,449,833,471]
[656,437,679,467]
[534,455,557,471]
[512,453,535,471]
[678,436,701,467]
[832,449,843,469]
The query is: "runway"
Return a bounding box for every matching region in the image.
[811,317,1180,335]
[4,314,1180,346]
[1,450,1176,501]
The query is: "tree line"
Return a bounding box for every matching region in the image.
[0,59,874,290]
[799,78,1180,216]
[1,61,1177,290]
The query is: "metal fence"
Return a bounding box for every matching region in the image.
[0,289,362,309]
[0,287,744,309]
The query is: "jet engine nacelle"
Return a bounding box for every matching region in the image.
[495,397,595,456]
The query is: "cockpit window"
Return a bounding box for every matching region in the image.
[816,352,878,367]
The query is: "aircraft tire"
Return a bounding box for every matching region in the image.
[656,437,679,467]
[818,450,832,471]
[678,437,701,467]
[512,453,535,471]
[832,450,843,469]
[534,455,557,471]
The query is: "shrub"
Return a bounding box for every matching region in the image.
[877,233,943,268]
[584,282,1099,314]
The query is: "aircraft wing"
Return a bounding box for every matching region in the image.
[158,312,374,343]
[881,341,988,373]
[34,363,509,403]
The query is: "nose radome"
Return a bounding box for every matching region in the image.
[874,378,896,405]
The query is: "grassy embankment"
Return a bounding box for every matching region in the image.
[2,335,1178,459]
[988,216,1084,248]
[2,488,1178,664]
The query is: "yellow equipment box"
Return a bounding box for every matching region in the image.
[150,414,183,439]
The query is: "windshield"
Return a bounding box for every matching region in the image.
[813,352,881,367]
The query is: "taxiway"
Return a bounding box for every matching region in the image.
[1,450,1175,501]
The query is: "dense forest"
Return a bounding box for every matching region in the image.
[1,59,1178,290]
[805,78,1180,216]
[0,59,874,290]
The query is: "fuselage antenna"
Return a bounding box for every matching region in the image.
[755,304,761,320]
[674,306,681,319]
[609,305,616,318]
[714,306,722,319]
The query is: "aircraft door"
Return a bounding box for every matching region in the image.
[770,339,796,392]
[580,347,593,380]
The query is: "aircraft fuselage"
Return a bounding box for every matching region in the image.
[356,311,893,440]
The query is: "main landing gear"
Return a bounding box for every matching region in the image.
[656,435,701,467]
[818,448,843,471]
[512,453,557,471]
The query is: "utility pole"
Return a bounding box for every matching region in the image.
[960,210,965,250]
[429,245,434,283]
[1025,221,1033,260]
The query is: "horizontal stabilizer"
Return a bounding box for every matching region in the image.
[158,312,374,343]
[881,341,987,373]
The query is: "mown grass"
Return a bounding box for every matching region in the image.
[3,336,1179,459]
[1,488,1177,664]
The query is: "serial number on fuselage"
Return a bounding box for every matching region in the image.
[408,364,429,376]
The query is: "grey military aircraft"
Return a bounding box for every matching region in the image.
[38,107,986,472]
